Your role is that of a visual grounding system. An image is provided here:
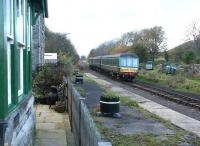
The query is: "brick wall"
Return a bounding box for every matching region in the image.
[0,96,35,146]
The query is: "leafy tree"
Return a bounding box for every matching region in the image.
[45,27,79,64]
[129,43,148,63]
[119,32,135,46]
[164,50,169,62]
[88,49,96,58]
[87,26,167,61]
[140,26,167,61]
[183,51,196,64]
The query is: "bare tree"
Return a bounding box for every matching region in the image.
[186,20,200,52]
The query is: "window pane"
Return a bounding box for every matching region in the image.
[17,0,25,43]
[18,48,23,96]
[120,57,126,67]
[127,56,133,67]
[133,58,138,68]
[18,49,20,90]
[17,0,19,17]
[6,0,13,36]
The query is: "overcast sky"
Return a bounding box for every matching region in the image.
[45,0,200,56]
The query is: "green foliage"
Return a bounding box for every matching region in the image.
[120,96,139,108]
[45,27,79,64]
[88,26,166,62]
[73,69,79,75]
[140,26,167,61]
[164,50,169,62]
[33,64,64,98]
[183,51,196,64]
[137,69,200,94]
[154,57,166,65]
[129,43,148,63]
[74,86,85,97]
[101,91,120,100]
[196,57,200,64]
[169,41,200,63]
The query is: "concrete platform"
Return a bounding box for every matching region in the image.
[85,73,200,137]
[34,105,68,146]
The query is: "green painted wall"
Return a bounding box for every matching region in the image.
[0,0,47,120]
[0,0,6,119]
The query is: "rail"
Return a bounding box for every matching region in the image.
[128,80,200,110]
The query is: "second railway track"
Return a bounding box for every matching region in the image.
[126,80,200,110]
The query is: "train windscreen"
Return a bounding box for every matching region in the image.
[120,56,138,68]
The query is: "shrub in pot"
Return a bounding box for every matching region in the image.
[75,73,83,84]
[100,91,120,114]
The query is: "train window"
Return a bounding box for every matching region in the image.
[120,57,126,67]
[133,58,139,68]
[127,56,133,67]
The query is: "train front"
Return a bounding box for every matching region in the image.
[119,53,139,80]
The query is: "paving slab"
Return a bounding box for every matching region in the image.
[34,105,68,146]
[85,72,200,137]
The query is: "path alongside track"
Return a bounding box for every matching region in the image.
[85,72,200,137]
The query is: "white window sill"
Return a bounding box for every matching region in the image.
[18,42,25,48]
[7,35,14,42]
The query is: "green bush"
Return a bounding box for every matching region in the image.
[101,91,120,100]
[33,64,64,98]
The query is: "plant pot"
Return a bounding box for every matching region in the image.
[75,74,83,84]
[100,96,120,114]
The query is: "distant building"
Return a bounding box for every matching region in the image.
[44,53,58,63]
[32,14,46,70]
[0,0,48,145]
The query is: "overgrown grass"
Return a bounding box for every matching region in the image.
[84,75,97,83]
[137,69,200,94]
[120,96,139,108]
[74,85,85,97]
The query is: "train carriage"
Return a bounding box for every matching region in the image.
[89,53,139,80]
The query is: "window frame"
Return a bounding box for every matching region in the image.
[6,0,14,40]
[16,0,25,44]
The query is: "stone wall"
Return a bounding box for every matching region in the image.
[0,96,35,146]
[32,14,45,71]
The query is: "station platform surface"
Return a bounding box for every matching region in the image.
[85,73,200,137]
[34,105,69,146]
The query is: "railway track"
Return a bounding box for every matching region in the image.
[127,80,200,110]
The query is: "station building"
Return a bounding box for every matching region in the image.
[0,0,48,145]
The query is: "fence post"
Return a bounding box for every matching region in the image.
[79,97,85,146]
[70,84,73,132]
[64,78,68,112]
[66,82,68,112]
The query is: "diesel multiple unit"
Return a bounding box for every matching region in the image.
[89,53,139,80]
